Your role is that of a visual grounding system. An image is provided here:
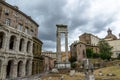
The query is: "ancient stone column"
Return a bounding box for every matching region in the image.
[12,63,17,78]
[65,32,68,62]
[1,61,7,79]
[28,61,32,76]
[30,41,33,55]
[2,34,7,51]
[21,62,26,77]
[16,37,20,52]
[23,39,27,53]
[57,32,61,62]
[5,33,10,51]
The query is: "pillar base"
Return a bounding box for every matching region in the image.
[55,62,71,69]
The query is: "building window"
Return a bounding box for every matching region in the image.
[25,19,28,24]
[19,38,24,52]
[4,9,9,15]
[17,24,23,31]
[9,35,16,50]
[30,29,33,35]
[0,32,5,49]
[25,27,30,34]
[26,41,31,53]
[5,18,11,26]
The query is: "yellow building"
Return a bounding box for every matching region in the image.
[32,37,43,75]
[61,51,71,62]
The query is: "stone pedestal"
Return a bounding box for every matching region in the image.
[55,62,71,69]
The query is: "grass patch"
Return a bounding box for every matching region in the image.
[94,66,120,79]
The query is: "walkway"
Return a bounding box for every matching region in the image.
[12,72,48,80]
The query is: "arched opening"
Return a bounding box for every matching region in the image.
[17,61,23,77]
[19,38,24,52]
[0,32,5,49]
[25,60,30,76]
[9,35,16,50]
[33,43,35,54]
[32,62,34,75]
[26,41,31,53]
[0,60,2,76]
[6,60,14,78]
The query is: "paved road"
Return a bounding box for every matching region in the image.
[13,72,48,80]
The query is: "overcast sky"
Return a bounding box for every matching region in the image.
[6,0,120,52]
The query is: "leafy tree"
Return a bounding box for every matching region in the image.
[117,53,120,60]
[98,39,113,60]
[86,48,94,58]
[71,63,77,68]
[69,56,77,68]
[93,53,100,58]
[69,56,77,63]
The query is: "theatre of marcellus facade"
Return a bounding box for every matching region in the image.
[0,0,43,79]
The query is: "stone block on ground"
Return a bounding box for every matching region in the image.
[69,70,75,77]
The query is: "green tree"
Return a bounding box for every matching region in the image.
[69,56,77,63]
[86,48,94,58]
[69,56,77,68]
[98,39,113,60]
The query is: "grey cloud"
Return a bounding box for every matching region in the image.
[6,0,118,51]
[93,13,116,33]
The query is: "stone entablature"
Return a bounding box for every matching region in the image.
[0,24,33,79]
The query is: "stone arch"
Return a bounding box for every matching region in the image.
[9,35,17,50]
[17,60,23,77]
[33,43,35,53]
[6,60,14,78]
[25,60,30,76]
[19,38,25,52]
[0,32,5,49]
[26,41,31,53]
[0,59,2,76]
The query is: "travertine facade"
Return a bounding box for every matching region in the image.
[0,0,38,79]
[0,24,33,79]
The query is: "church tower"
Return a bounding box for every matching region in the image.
[104,28,117,40]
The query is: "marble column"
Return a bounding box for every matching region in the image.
[65,32,68,62]
[57,32,61,62]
